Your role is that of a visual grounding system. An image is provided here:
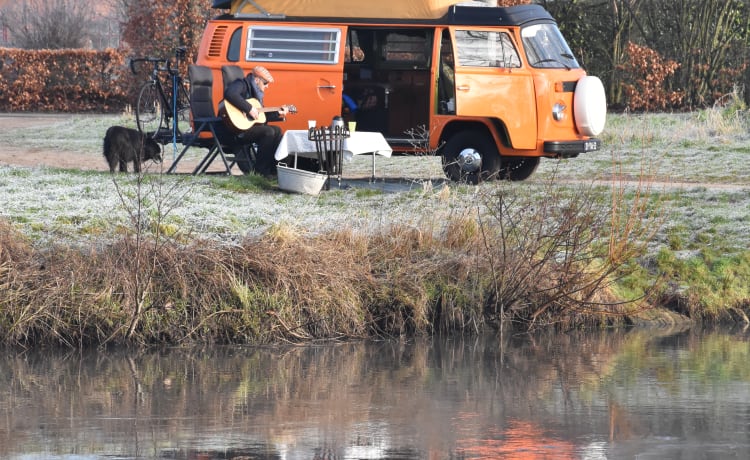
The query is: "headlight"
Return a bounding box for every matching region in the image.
[552,103,567,121]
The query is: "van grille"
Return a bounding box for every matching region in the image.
[208,26,228,57]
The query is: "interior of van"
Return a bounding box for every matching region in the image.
[343,27,444,149]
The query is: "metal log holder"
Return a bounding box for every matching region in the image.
[308,124,350,190]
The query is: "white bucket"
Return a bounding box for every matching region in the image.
[277,164,327,195]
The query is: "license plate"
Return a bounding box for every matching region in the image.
[584,141,599,152]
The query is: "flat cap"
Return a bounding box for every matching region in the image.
[252,66,274,83]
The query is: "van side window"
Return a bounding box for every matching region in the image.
[455,30,521,68]
[227,27,242,62]
[246,26,341,64]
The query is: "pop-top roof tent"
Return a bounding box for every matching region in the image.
[212,0,485,19]
[209,0,554,26]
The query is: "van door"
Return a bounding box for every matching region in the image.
[450,27,537,150]
[244,24,346,132]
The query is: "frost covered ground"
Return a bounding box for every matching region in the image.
[0,111,748,254]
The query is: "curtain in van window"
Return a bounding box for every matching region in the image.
[454,30,521,68]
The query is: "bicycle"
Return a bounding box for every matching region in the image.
[130,46,191,143]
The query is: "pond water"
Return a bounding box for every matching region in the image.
[2,327,750,459]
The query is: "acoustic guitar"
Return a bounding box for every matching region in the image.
[218,98,297,132]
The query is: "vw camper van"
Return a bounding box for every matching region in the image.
[197,0,606,181]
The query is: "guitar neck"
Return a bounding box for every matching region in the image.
[259,106,286,113]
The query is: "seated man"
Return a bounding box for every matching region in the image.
[223,66,288,177]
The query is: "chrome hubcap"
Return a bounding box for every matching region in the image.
[457,148,482,173]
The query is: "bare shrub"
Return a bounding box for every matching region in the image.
[472,169,662,330]
[107,162,192,342]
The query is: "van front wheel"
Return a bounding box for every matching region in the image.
[500,157,540,181]
[441,130,500,183]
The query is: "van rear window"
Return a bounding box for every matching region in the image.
[382,32,429,66]
[246,26,341,64]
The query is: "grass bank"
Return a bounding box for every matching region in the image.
[1,101,750,347]
[0,178,655,347]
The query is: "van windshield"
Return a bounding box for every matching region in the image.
[521,23,580,69]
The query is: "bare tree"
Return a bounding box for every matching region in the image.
[639,0,750,108]
[118,0,212,70]
[0,0,96,49]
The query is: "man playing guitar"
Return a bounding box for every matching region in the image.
[223,66,289,178]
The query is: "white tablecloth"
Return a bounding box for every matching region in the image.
[274,130,392,162]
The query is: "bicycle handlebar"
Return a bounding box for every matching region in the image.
[129,47,187,76]
[129,57,168,75]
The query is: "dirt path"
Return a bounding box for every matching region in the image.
[0,114,112,171]
[0,114,236,174]
[0,146,107,171]
[1,114,748,192]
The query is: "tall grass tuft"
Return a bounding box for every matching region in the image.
[700,85,748,136]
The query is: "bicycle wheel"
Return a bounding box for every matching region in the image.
[136,81,164,135]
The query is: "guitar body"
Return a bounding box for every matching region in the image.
[218,98,296,133]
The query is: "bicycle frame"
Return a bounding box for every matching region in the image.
[130,47,190,144]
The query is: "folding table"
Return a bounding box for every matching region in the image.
[274,129,393,182]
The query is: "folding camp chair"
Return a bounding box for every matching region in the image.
[221,65,245,91]
[167,65,250,175]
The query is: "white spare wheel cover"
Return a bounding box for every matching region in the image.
[573,76,607,136]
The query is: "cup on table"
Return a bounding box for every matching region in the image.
[308,120,316,130]
[348,121,356,132]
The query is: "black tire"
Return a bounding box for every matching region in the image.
[499,157,540,181]
[441,130,501,183]
[136,82,163,135]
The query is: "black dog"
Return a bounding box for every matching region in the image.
[102,126,162,173]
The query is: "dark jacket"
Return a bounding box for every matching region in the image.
[223,76,283,123]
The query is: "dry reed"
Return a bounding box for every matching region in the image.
[0,176,659,348]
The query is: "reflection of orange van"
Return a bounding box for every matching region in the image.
[199,0,605,181]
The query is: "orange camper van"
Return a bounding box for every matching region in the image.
[197,0,606,181]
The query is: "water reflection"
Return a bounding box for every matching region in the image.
[2,328,750,459]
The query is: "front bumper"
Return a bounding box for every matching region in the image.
[544,138,601,158]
